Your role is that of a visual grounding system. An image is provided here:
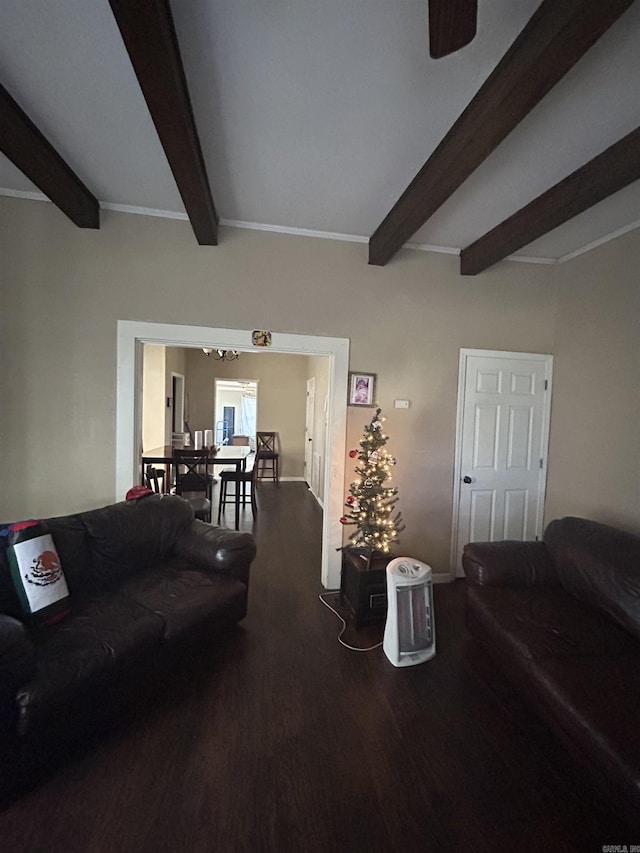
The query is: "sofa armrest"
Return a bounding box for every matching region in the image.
[0,615,36,698]
[173,520,256,586]
[462,540,558,587]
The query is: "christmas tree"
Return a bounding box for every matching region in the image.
[340,408,404,555]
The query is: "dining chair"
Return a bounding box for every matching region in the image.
[145,464,164,494]
[217,452,259,527]
[173,448,212,522]
[255,432,279,484]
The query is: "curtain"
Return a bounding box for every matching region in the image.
[239,394,257,450]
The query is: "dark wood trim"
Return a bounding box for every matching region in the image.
[368,0,635,266]
[0,83,99,229]
[109,0,218,246]
[460,127,640,275]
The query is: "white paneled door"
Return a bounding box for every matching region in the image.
[304,377,316,492]
[451,350,553,577]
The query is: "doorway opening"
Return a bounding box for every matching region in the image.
[117,321,349,589]
[215,379,258,448]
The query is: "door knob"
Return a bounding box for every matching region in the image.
[463,476,472,484]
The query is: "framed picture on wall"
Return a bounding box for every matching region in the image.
[348,372,376,407]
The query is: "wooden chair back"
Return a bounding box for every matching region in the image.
[256,432,278,455]
[172,448,212,521]
[172,448,210,493]
[145,464,163,494]
[255,433,279,483]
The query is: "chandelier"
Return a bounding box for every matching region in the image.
[202,348,240,361]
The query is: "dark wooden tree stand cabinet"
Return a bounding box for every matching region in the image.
[341,549,392,628]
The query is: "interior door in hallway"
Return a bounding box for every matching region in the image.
[304,377,316,492]
[451,350,553,577]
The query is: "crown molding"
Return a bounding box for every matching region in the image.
[1,188,637,266]
[101,201,189,221]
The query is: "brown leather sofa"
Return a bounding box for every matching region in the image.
[462,517,640,829]
[0,494,255,743]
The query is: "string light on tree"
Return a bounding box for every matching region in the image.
[340,407,405,554]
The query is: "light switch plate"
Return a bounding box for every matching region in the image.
[394,399,410,409]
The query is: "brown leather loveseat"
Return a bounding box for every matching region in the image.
[462,517,640,829]
[0,494,255,746]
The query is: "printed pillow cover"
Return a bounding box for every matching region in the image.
[6,521,70,624]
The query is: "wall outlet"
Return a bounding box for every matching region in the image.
[394,399,410,409]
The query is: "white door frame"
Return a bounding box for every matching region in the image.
[116,320,349,589]
[450,348,553,578]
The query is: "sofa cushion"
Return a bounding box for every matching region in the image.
[545,517,640,641]
[76,496,194,589]
[16,593,164,735]
[462,540,558,587]
[120,559,247,642]
[528,654,640,816]
[466,585,638,661]
[0,615,36,700]
[1,517,92,617]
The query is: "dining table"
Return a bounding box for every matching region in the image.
[141,444,252,529]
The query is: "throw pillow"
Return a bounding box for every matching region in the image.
[6,521,71,624]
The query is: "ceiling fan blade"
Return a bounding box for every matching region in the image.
[429,0,478,58]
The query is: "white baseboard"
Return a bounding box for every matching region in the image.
[263,476,305,482]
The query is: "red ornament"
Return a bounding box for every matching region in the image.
[348,449,358,458]
[346,496,354,504]
[339,516,348,524]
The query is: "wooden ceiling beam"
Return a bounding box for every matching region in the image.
[460,127,640,275]
[109,0,218,246]
[0,82,99,228]
[429,0,477,60]
[368,0,635,266]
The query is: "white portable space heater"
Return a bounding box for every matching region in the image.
[383,557,436,667]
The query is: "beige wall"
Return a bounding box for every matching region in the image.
[544,230,640,532]
[1,196,638,573]
[141,344,165,451]
[141,345,187,448]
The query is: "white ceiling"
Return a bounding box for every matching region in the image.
[1,0,639,264]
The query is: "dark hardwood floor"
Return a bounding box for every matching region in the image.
[0,483,630,851]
